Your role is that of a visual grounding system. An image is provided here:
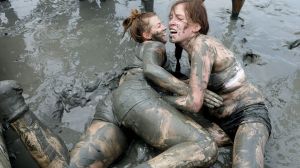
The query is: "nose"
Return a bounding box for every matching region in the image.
[169,17,175,27]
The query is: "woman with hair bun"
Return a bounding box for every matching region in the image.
[111,9,220,167]
[0,8,228,168]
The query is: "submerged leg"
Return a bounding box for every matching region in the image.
[0,80,69,168]
[69,120,127,168]
[231,0,245,20]
[232,123,269,168]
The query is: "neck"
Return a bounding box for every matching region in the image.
[179,34,199,55]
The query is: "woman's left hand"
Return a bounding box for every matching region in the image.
[203,89,223,108]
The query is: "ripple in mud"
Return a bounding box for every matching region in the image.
[242,50,267,66]
[284,39,300,50]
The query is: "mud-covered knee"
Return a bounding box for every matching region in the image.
[198,139,218,165]
[70,121,127,168]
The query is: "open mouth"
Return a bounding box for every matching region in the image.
[169,29,177,35]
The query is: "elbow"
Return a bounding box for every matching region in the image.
[143,65,154,79]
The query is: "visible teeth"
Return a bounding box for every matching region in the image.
[170,29,177,33]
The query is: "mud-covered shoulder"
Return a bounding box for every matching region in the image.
[194,35,217,61]
[141,41,166,65]
[199,35,225,50]
[143,41,166,52]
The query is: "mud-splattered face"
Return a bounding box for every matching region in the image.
[147,15,167,43]
[168,3,197,44]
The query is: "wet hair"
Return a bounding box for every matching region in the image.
[122,9,156,43]
[170,0,209,35]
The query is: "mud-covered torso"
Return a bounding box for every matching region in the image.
[203,37,265,118]
[126,42,173,93]
[131,42,173,73]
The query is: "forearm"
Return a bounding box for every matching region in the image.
[144,65,189,96]
[162,95,203,113]
[11,111,69,168]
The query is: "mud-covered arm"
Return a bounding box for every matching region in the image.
[142,41,189,96]
[163,44,213,113]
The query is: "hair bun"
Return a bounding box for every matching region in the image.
[130,9,141,20]
[122,9,142,37]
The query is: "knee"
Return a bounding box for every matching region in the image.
[203,140,218,165]
[177,140,218,167]
[193,138,218,166]
[70,121,127,168]
[72,120,127,153]
[193,131,218,163]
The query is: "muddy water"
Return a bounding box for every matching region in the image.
[0,0,299,167]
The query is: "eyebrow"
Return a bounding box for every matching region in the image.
[169,13,184,18]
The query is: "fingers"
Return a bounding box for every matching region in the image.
[204,93,222,106]
[205,90,223,101]
[204,102,214,109]
[204,90,223,108]
[204,99,222,108]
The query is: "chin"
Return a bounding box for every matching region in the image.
[162,38,167,43]
[169,38,176,43]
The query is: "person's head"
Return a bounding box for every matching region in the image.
[123,9,167,44]
[169,0,209,43]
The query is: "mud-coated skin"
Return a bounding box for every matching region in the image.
[69,120,127,168]
[0,80,29,123]
[0,80,69,167]
[233,123,269,168]
[231,0,245,19]
[0,125,11,168]
[11,112,69,168]
[169,7,271,166]
[0,72,224,168]
[185,36,269,167]
[142,41,190,96]
[112,69,218,167]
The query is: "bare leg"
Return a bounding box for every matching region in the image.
[205,122,232,147]
[0,125,11,168]
[11,112,69,168]
[0,80,69,167]
[1,80,129,168]
[70,120,127,168]
[232,123,269,168]
[231,0,245,20]
[189,114,232,147]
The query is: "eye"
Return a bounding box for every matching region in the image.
[177,16,184,21]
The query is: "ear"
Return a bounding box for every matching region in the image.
[142,31,152,40]
[192,23,201,33]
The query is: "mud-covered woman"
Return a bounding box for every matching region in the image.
[166,0,272,167]
[0,8,229,168]
[109,8,223,167]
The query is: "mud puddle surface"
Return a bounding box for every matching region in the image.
[1,0,299,167]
